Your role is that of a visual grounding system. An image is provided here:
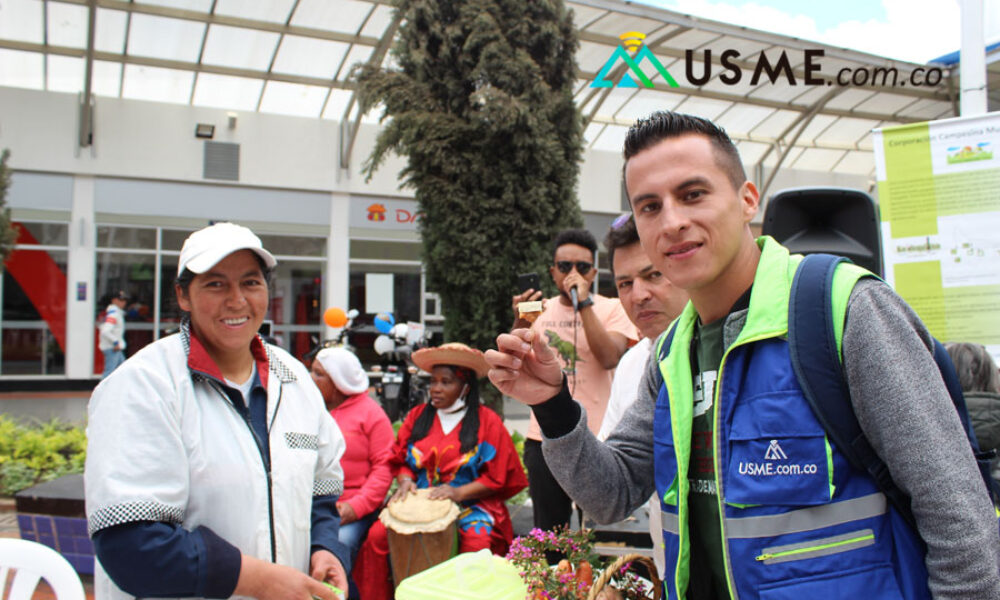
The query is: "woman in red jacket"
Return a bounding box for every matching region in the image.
[311,347,394,598]
[354,343,528,599]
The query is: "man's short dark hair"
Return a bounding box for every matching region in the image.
[552,228,597,261]
[623,111,746,191]
[603,215,639,276]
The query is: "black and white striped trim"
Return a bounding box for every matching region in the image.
[266,345,297,383]
[313,478,343,498]
[88,501,184,536]
[285,432,319,450]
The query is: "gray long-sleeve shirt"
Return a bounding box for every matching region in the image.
[536,278,1000,599]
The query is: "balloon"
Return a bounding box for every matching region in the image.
[374,335,395,356]
[391,323,408,340]
[374,312,395,334]
[324,307,348,328]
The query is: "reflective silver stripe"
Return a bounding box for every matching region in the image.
[661,510,680,535]
[757,528,875,564]
[725,493,886,539]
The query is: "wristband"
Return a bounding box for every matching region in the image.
[577,296,594,309]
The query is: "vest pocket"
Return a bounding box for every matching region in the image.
[725,391,831,506]
[758,563,903,600]
[754,529,874,564]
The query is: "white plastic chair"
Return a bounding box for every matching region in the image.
[0,538,85,600]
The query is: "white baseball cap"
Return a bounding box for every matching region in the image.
[177,222,277,276]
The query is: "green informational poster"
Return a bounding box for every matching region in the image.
[874,115,1000,361]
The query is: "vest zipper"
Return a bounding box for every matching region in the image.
[210,380,278,563]
[754,531,875,563]
[713,350,739,600]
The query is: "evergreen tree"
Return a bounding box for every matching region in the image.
[0,150,18,268]
[355,0,583,357]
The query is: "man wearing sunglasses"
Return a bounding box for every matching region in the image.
[489,112,1000,599]
[510,228,636,544]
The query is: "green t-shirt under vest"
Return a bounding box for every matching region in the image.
[689,316,728,600]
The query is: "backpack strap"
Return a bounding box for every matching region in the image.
[788,253,917,529]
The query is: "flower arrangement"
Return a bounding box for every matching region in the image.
[505,526,656,600]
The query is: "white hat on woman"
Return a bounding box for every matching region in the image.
[178,222,277,276]
[315,347,370,395]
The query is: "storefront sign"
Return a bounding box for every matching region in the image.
[350,197,424,231]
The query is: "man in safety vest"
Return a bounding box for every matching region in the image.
[485,111,1000,600]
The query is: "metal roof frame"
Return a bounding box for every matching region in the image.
[3,0,995,189]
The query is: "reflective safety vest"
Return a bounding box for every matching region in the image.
[653,237,931,600]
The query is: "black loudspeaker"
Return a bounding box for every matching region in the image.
[762,187,883,277]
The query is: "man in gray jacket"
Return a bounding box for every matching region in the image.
[485,111,1000,599]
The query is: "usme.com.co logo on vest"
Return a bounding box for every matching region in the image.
[738,440,820,477]
[591,32,944,90]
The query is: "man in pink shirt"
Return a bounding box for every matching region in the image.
[311,347,394,597]
[511,228,637,542]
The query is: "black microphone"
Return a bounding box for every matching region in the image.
[570,286,579,312]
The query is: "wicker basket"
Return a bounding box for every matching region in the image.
[585,553,663,600]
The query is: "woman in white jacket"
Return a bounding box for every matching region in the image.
[86,222,349,600]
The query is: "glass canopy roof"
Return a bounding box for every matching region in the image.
[2,0,995,186]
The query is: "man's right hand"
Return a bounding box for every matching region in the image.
[486,328,563,405]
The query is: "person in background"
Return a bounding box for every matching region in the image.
[510,228,637,540]
[311,346,394,599]
[596,213,689,575]
[945,342,1000,485]
[99,289,129,378]
[86,222,349,600]
[354,343,527,600]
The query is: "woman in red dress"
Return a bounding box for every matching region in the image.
[353,343,528,599]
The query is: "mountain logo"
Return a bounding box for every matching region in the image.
[764,439,788,461]
[591,32,679,89]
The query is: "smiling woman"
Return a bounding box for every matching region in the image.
[175,248,271,381]
[85,222,352,600]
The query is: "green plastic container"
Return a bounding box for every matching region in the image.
[394,549,528,600]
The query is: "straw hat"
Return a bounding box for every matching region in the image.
[411,342,489,378]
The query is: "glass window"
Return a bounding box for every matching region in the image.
[97,225,157,249]
[347,266,422,365]
[350,240,422,261]
[95,252,158,370]
[161,227,197,251]
[13,222,69,246]
[269,259,324,360]
[257,234,325,257]
[160,228,325,257]
[159,254,183,338]
[1,248,67,375]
